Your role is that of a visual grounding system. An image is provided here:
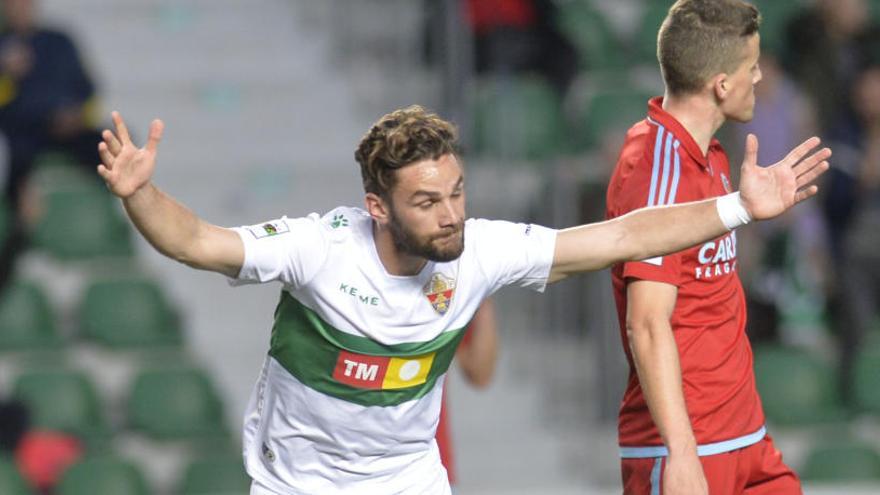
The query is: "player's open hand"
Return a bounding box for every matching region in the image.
[738,134,830,221]
[97,111,164,199]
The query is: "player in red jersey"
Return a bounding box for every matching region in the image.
[606,1,805,494]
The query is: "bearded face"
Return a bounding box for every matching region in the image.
[387,202,464,262]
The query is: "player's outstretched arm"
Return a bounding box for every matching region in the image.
[97,112,244,277]
[548,135,830,283]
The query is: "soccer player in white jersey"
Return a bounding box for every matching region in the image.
[96,106,829,494]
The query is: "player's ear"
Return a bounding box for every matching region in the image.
[365,192,391,226]
[712,73,730,101]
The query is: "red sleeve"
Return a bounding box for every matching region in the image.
[622,256,681,287]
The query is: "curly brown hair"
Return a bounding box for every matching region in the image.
[355,105,460,199]
[659,0,761,96]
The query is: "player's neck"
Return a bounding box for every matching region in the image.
[372,223,427,277]
[662,91,725,157]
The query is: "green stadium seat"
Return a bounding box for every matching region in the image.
[554,1,626,72]
[753,346,847,425]
[0,455,30,495]
[128,366,227,440]
[57,457,150,495]
[472,76,568,160]
[854,349,880,414]
[178,454,251,495]
[0,281,61,350]
[32,152,96,189]
[79,276,181,348]
[634,2,670,65]
[801,440,880,481]
[31,185,134,261]
[750,0,806,55]
[577,88,653,150]
[12,369,108,442]
[635,1,805,61]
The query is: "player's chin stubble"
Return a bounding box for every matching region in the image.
[388,213,464,263]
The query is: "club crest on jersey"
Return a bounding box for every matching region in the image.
[721,173,732,193]
[423,273,456,315]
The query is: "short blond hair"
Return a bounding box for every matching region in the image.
[658,0,761,95]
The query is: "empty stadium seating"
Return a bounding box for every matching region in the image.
[12,368,108,444]
[30,185,134,261]
[577,88,654,150]
[802,439,880,482]
[178,453,251,495]
[554,1,626,73]
[57,456,150,495]
[753,346,848,425]
[0,456,30,495]
[128,366,227,441]
[472,76,568,160]
[0,281,61,351]
[79,276,182,349]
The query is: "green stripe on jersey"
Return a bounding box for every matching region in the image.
[268,291,466,407]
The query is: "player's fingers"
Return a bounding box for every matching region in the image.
[112,111,132,145]
[792,147,831,175]
[102,129,122,155]
[794,185,819,204]
[779,136,821,168]
[98,142,115,168]
[145,119,164,154]
[97,163,112,181]
[795,160,830,189]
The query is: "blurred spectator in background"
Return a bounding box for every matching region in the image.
[775,0,880,409]
[783,0,878,134]
[0,0,102,207]
[436,298,498,486]
[464,0,578,97]
[731,50,830,347]
[0,0,103,291]
[822,56,880,404]
[0,398,83,494]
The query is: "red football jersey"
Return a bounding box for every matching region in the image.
[606,97,764,450]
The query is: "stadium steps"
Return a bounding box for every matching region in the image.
[31,0,609,493]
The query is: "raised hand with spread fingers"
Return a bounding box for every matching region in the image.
[95,112,243,276]
[97,111,164,199]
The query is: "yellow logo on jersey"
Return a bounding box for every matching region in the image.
[381,353,435,389]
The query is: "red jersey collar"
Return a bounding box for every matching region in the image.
[647,97,719,169]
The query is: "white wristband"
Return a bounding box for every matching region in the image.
[716,192,752,231]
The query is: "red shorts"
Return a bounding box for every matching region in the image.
[620,435,801,495]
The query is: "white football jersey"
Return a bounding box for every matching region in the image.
[230,206,556,494]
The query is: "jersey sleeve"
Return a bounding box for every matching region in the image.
[468,219,557,293]
[609,147,684,287]
[228,214,329,288]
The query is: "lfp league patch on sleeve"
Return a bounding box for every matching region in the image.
[246,220,290,239]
